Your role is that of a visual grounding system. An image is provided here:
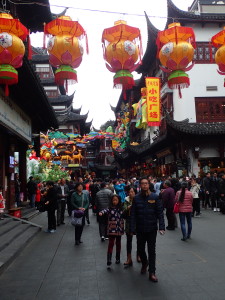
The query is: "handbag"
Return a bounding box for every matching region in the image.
[173,202,180,214]
[71,194,84,226]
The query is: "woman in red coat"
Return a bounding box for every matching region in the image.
[35,183,42,208]
[175,182,193,241]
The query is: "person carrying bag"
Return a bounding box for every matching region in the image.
[71,183,89,245]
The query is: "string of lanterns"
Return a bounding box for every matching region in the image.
[0,10,223,102]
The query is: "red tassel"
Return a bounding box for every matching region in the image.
[178,86,182,99]
[5,85,9,97]
[27,31,32,60]
[65,80,68,93]
[85,32,89,54]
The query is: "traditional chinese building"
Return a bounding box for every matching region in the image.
[114,0,225,178]
[0,1,58,208]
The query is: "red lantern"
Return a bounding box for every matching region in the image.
[211,27,225,86]
[0,13,28,96]
[44,16,88,91]
[102,20,142,98]
[156,23,196,98]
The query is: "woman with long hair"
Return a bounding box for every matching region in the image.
[175,182,193,241]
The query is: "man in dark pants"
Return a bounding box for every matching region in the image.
[56,178,69,226]
[203,172,211,209]
[130,177,165,283]
[96,182,113,241]
[161,180,176,230]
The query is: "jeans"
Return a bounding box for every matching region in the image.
[179,212,192,238]
[57,200,66,225]
[137,231,157,274]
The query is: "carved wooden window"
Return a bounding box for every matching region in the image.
[195,97,225,122]
[194,42,216,64]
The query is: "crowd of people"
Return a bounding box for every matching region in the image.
[19,171,225,282]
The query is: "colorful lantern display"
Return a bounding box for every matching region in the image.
[132,87,147,129]
[44,16,88,90]
[0,13,28,96]
[102,20,142,98]
[211,27,225,86]
[156,23,196,97]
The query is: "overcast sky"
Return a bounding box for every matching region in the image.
[32,0,194,129]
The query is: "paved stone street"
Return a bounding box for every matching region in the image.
[0,209,225,300]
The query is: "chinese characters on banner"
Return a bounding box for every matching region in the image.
[145,77,161,126]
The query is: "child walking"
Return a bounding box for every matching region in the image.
[99,194,124,267]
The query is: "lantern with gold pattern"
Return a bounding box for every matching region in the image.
[102,20,142,98]
[0,13,28,96]
[45,16,88,91]
[156,23,196,97]
[211,27,225,86]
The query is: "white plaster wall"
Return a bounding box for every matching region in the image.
[199,143,220,158]
[173,23,225,122]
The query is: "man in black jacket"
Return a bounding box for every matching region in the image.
[130,177,165,282]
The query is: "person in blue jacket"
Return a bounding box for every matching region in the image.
[130,177,165,283]
[114,179,126,203]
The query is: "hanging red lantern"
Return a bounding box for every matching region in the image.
[211,27,225,86]
[44,16,88,91]
[0,13,28,96]
[102,20,142,98]
[156,23,196,98]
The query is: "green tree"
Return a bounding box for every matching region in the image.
[100,120,115,131]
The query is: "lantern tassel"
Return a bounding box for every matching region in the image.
[85,32,89,54]
[27,31,32,60]
[178,86,182,99]
[5,85,9,97]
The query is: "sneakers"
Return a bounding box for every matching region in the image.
[101,236,105,242]
[49,229,55,233]
[213,208,217,212]
[217,208,220,212]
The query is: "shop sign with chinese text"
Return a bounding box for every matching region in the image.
[145,77,160,126]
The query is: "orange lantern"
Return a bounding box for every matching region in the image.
[0,13,28,96]
[102,20,142,98]
[44,16,88,90]
[211,27,225,86]
[156,23,196,97]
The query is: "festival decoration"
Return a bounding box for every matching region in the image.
[145,78,161,126]
[102,20,142,98]
[211,27,225,86]
[44,16,88,91]
[156,22,195,98]
[132,87,147,129]
[0,13,29,96]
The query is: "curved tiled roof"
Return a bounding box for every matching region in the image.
[167,0,225,25]
[48,93,75,105]
[136,12,159,74]
[166,114,225,135]
[57,111,88,125]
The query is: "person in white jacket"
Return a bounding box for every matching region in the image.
[190,178,201,217]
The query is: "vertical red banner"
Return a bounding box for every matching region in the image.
[145,77,161,126]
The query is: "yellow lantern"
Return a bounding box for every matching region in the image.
[45,16,88,90]
[102,20,142,98]
[0,13,28,96]
[156,23,196,97]
[211,27,225,86]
